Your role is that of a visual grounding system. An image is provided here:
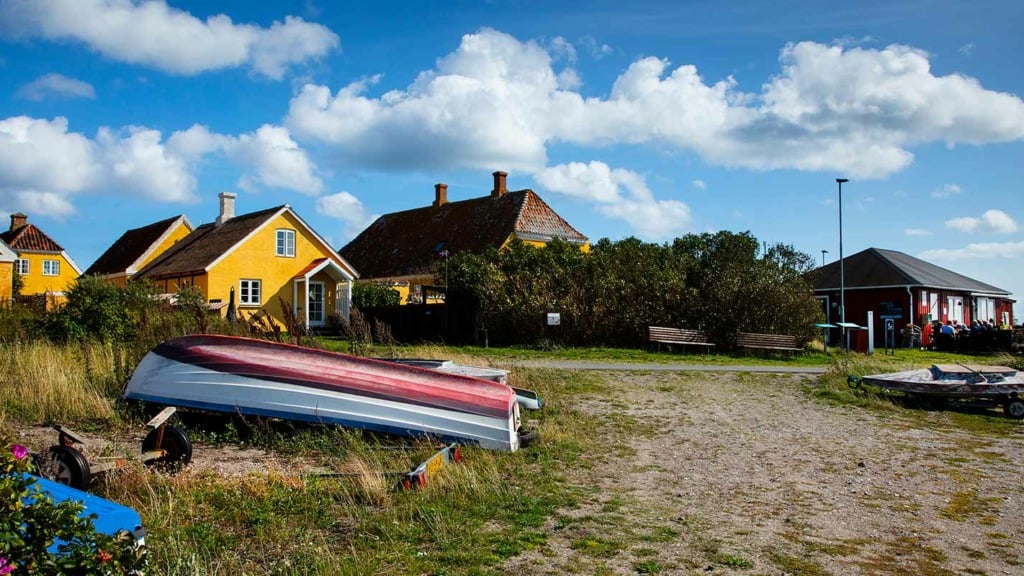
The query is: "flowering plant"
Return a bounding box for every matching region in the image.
[1,441,146,575]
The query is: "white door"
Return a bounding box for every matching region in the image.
[946,296,964,323]
[309,281,325,326]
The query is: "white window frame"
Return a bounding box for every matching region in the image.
[42,259,60,276]
[14,259,29,275]
[239,279,262,306]
[276,229,296,258]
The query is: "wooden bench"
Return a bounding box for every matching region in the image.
[736,332,802,353]
[648,326,716,353]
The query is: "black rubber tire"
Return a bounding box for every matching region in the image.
[518,428,539,448]
[1004,399,1024,420]
[142,425,193,470]
[48,445,92,490]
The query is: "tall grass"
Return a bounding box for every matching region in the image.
[0,340,123,423]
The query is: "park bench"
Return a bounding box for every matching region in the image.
[648,326,716,353]
[736,331,802,353]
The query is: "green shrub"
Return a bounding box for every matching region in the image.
[352,282,401,308]
[1,442,146,575]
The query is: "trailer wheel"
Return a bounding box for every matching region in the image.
[518,428,539,448]
[48,445,92,490]
[142,425,192,470]
[1004,399,1024,420]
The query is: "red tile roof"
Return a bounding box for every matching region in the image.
[339,189,588,278]
[0,223,64,253]
[84,215,189,276]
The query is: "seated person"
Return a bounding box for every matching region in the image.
[940,321,955,336]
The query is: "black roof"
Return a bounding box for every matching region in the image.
[813,248,1010,296]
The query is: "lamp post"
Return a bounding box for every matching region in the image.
[821,249,828,267]
[836,178,850,352]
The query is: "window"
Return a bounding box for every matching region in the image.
[14,259,29,275]
[276,229,296,257]
[239,279,262,306]
[43,260,60,276]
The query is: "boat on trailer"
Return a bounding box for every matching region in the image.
[125,335,530,451]
[849,364,1024,419]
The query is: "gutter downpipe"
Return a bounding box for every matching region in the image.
[907,286,915,347]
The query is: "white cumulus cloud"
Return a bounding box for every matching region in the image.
[932,183,962,198]
[944,209,1018,234]
[230,125,322,195]
[921,241,1024,261]
[96,125,197,202]
[904,228,932,237]
[0,116,323,216]
[286,30,1024,180]
[16,73,96,101]
[535,161,691,240]
[316,191,379,240]
[0,0,338,79]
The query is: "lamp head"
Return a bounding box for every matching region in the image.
[836,178,849,184]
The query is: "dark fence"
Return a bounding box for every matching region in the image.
[931,329,1015,354]
[357,302,481,345]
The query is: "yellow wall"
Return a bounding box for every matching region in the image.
[205,211,347,328]
[15,251,79,299]
[138,220,192,271]
[504,234,590,253]
[0,261,12,303]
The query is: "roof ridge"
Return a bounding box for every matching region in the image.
[869,247,919,284]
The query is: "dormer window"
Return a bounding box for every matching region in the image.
[276,229,296,257]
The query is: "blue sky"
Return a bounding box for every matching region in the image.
[2,0,1023,316]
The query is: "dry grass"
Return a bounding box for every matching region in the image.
[0,341,122,423]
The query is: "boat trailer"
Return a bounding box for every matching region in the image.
[38,407,193,491]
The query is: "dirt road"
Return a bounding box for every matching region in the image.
[505,369,1024,575]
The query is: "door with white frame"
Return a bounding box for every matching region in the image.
[308,281,325,327]
[946,296,964,324]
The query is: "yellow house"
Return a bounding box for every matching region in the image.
[340,171,589,304]
[84,215,194,288]
[0,213,83,306]
[0,238,15,304]
[134,193,358,329]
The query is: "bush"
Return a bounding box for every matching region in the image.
[0,442,146,575]
[352,282,401,308]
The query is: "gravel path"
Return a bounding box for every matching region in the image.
[505,369,1024,575]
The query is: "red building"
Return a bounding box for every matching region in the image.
[813,248,1014,347]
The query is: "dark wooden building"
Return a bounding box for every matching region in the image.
[813,248,1014,346]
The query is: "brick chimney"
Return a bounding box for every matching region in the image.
[491,171,507,198]
[217,192,236,226]
[9,212,27,232]
[433,183,448,207]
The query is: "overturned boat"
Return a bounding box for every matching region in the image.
[125,335,530,451]
[849,364,1024,419]
[381,358,543,410]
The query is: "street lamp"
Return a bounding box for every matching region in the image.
[821,249,828,267]
[837,178,850,352]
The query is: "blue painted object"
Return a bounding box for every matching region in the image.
[23,474,146,547]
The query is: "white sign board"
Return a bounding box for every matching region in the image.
[546,313,561,326]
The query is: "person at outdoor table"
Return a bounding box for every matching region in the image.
[941,321,955,336]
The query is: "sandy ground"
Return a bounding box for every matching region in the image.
[503,370,1024,575]
[13,368,1024,575]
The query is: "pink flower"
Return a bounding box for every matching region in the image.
[0,556,14,575]
[10,445,27,461]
